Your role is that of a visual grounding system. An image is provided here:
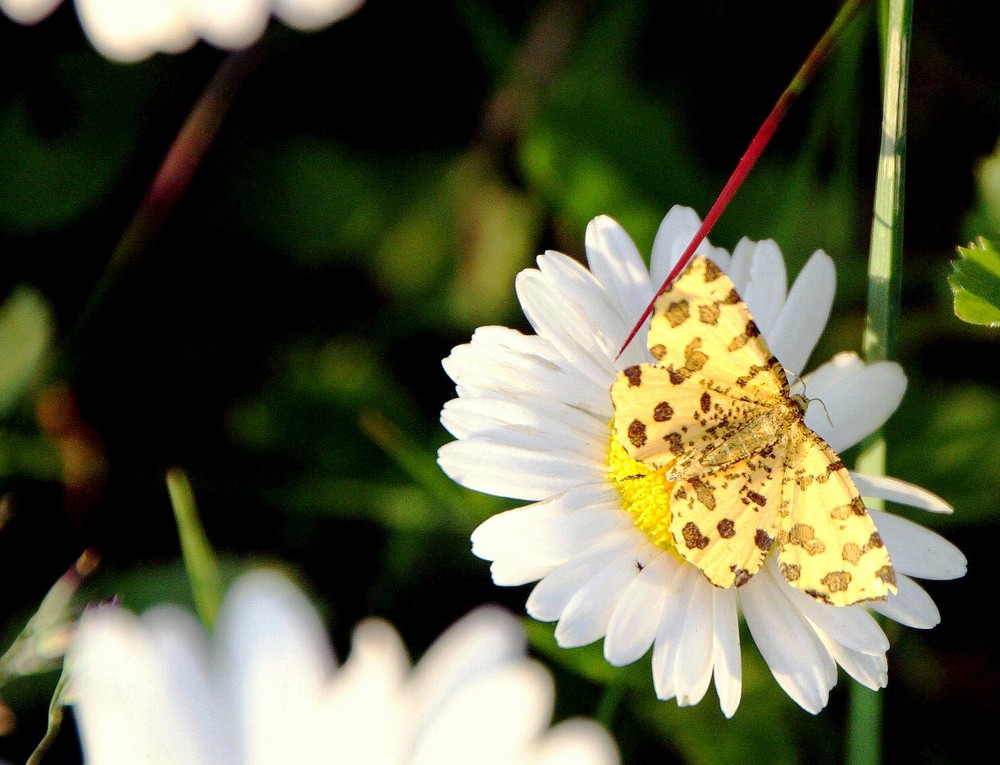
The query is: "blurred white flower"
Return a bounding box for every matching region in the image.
[0,0,365,61]
[438,205,967,716]
[70,569,620,765]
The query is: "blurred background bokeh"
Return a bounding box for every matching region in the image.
[1,1,998,762]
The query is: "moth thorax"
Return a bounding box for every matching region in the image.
[673,401,804,476]
[789,393,809,415]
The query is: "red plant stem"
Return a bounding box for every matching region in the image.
[617,0,869,359]
[56,46,262,378]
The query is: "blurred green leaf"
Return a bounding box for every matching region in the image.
[963,135,1000,242]
[950,237,1000,327]
[892,382,1000,524]
[0,51,151,231]
[0,286,53,418]
[0,430,61,481]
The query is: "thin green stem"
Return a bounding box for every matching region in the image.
[167,468,223,631]
[24,668,69,765]
[849,1,911,764]
[616,0,871,358]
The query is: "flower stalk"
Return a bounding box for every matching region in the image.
[850,1,912,764]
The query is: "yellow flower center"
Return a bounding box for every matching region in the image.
[607,432,681,559]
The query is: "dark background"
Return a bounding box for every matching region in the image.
[1,1,998,763]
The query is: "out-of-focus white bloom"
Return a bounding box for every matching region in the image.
[70,569,620,765]
[0,0,365,62]
[0,0,59,24]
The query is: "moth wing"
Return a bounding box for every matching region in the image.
[667,438,788,589]
[611,365,777,470]
[648,256,788,401]
[776,423,897,605]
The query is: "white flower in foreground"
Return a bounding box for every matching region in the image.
[70,569,620,765]
[0,0,364,62]
[438,206,967,717]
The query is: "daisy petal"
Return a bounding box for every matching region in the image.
[776,570,889,656]
[802,353,907,452]
[741,572,836,715]
[516,270,613,389]
[410,663,553,765]
[585,216,654,327]
[768,250,836,375]
[851,472,954,514]
[472,496,630,571]
[440,395,606,456]
[870,509,967,580]
[604,552,673,666]
[736,239,787,339]
[73,605,221,765]
[555,546,646,648]
[814,631,888,691]
[526,530,644,623]
[530,718,621,765]
[711,587,742,719]
[868,574,941,629]
[437,438,604,501]
[651,565,713,703]
[672,577,716,707]
[649,206,730,287]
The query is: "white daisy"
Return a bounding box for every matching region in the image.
[70,568,620,765]
[438,206,966,717]
[0,0,364,62]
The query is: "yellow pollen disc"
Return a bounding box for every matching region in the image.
[607,433,681,559]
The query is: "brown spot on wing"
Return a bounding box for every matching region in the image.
[754,529,773,552]
[650,343,666,360]
[703,260,722,282]
[683,341,709,373]
[821,571,852,593]
[780,563,801,582]
[665,432,684,456]
[667,367,687,385]
[842,542,863,565]
[682,522,711,550]
[787,523,825,555]
[731,566,752,587]
[653,402,673,422]
[664,301,690,328]
[627,420,647,448]
[700,392,711,413]
[876,566,897,586]
[624,366,642,387]
[690,478,716,510]
[717,519,736,538]
[698,303,721,326]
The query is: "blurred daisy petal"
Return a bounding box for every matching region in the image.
[72,570,620,764]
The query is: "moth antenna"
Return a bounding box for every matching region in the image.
[787,371,834,426]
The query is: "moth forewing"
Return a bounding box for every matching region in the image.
[610,255,896,605]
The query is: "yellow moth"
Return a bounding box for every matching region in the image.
[611,256,896,606]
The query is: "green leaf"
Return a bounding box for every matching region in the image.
[0,52,152,232]
[0,286,54,418]
[950,236,1000,327]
